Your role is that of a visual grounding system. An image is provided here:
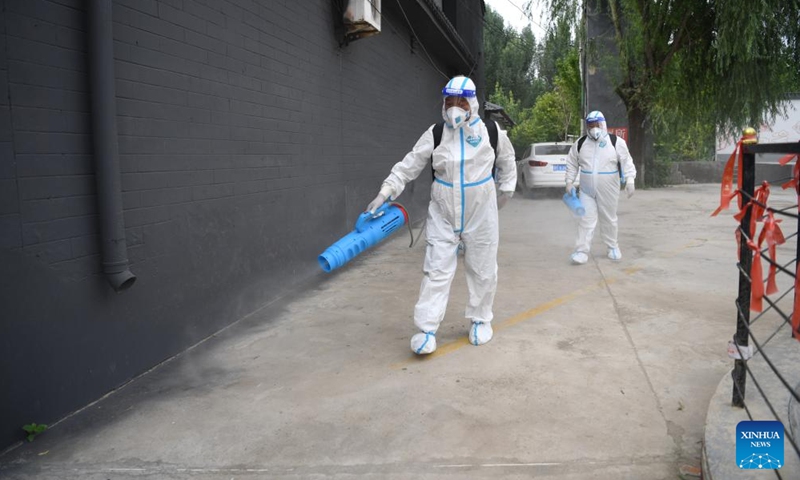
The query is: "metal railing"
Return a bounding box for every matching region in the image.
[728,140,800,477]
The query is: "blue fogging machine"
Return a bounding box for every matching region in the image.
[318,202,409,272]
[562,189,585,217]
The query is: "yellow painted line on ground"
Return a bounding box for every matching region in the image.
[391,240,706,368]
[392,266,643,369]
[665,239,708,258]
[478,264,642,335]
[495,281,606,332]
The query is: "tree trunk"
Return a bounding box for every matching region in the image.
[626,106,654,186]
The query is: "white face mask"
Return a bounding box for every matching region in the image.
[589,127,602,140]
[446,106,470,129]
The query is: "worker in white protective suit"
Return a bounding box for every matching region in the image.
[565,111,636,264]
[365,76,517,355]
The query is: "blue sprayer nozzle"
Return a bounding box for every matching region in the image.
[562,189,585,217]
[318,202,409,272]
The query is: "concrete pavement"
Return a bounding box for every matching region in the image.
[0,184,776,479]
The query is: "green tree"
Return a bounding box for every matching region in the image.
[521,48,582,144]
[653,120,715,163]
[483,6,541,109]
[483,6,512,98]
[508,110,539,150]
[483,5,581,151]
[529,92,567,142]
[488,84,532,151]
[536,16,575,89]
[487,54,581,151]
[488,83,521,122]
[535,0,800,185]
[551,49,581,139]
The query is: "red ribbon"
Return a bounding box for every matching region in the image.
[779,153,800,192]
[747,238,765,312]
[744,183,772,312]
[758,212,785,297]
[711,139,744,217]
[717,140,800,338]
[733,181,770,240]
[725,176,782,313]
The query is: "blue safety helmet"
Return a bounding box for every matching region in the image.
[442,76,477,98]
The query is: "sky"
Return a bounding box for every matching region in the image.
[483,0,547,40]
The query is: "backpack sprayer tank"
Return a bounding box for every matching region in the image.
[318,202,409,272]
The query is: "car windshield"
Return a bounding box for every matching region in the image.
[535,144,571,155]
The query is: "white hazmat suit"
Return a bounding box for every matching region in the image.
[366,76,517,354]
[565,111,636,264]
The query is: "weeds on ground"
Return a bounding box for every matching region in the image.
[22,423,47,442]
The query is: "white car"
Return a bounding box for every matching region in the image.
[516,142,576,195]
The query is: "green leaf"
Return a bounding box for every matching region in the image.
[22,423,47,441]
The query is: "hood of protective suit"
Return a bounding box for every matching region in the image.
[586,110,608,141]
[441,76,480,131]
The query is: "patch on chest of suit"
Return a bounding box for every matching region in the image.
[465,134,482,147]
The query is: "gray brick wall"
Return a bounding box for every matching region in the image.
[0,0,483,448]
[0,2,20,249]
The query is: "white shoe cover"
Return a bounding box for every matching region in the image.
[570,251,589,265]
[469,321,493,346]
[410,332,436,355]
[607,247,622,261]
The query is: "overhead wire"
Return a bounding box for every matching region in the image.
[354,0,552,81]
[345,0,450,80]
[392,0,451,79]
[492,0,548,34]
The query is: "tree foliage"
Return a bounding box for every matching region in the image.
[534,0,800,184]
[526,50,582,144]
[608,0,800,133]
[488,85,528,150]
[536,16,574,89]
[484,6,542,109]
[654,120,715,163]
[484,5,580,153]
